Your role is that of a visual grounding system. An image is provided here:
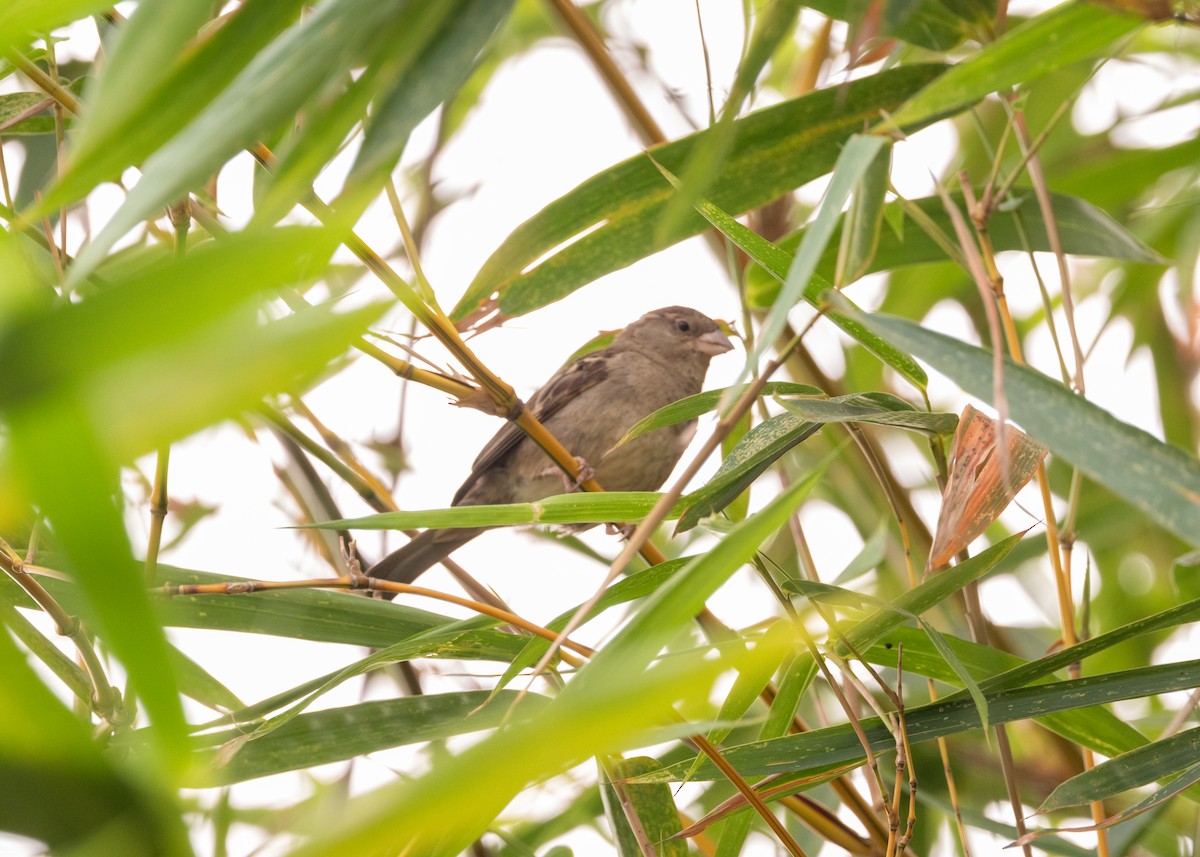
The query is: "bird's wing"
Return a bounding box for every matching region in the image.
[452,349,613,504]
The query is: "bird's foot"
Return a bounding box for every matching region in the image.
[605,522,637,539]
[561,456,595,492]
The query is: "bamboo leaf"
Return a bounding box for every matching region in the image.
[675,168,927,389]
[777,392,958,436]
[601,757,687,857]
[59,0,427,285]
[453,64,946,320]
[844,309,1200,547]
[48,0,307,207]
[321,491,678,531]
[674,414,822,532]
[1039,727,1200,812]
[745,190,1163,307]
[666,658,1200,781]
[835,139,892,286]
[805,0,981,51]
[0,2,119,54]
[0,567,527,661]
[195,691,550,786]
[0,629,191,855]
[292,623,793,857]
[881,2,1143,130]
[617,382,822,446]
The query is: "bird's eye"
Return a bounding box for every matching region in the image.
[675,320,690,332]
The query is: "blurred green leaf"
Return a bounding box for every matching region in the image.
[565,467,823,701]
[58,0,433,284]
[0,91,51,134]
[1,227,373,463]
[0,1,113,54]
[340,0,513,205]
[292,618,792,857]
[453,63,946,320]
[653,0,803,242]
[50,0,307,206]
[0,624,191,855]
[834,520,889,584]
[65,0,215,167]
[806,0,978,51]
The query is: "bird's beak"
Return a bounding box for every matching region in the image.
[696,328,735,356]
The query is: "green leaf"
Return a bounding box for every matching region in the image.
[865,626,1145,762]
[805,0,977,51]
[668,658,1200,781]
[833,520,889,584]
[195,690,550,786]
[0,616,191,855]
[601,757,687,857]
[1039,726,1200,812]
[291,621,792,857]
[676,173,927,390]
[58,0,427,285]
[845,310,1200,547]
[0,564,528,661]
[453,63,947,320]
[745,191,1162,307]
[260,1,514,225]
[340,0,514,204]
[0,1,115,54]
[0,91,51,134]
[169,645,244,714]
[563,466,826,702]
[1,227,377,464]
[675,414,822,532]
[835,139,892,286]
[653,0,804,243]
[320,491,678,531]
[495,558,691,693]
[683,621,796,782]
[6,409,189,764]
[833,534,1022,659]
[777,391,958,436]
[64,0,215,170]
[882,2,1143,130]
[869,596,1200,764]
[617,382,822,445]
[786,578,991,730]
[1030,763,1200,842]
[48,0,307,207]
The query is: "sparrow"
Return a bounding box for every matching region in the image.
[371,306,734,585]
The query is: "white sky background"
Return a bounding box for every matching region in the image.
[4,1,1199,855]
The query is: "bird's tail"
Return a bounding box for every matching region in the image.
[370,527,484,588]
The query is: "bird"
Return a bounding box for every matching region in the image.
[370,306,734,585]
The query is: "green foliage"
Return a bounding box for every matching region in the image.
[1,2,1198,855]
